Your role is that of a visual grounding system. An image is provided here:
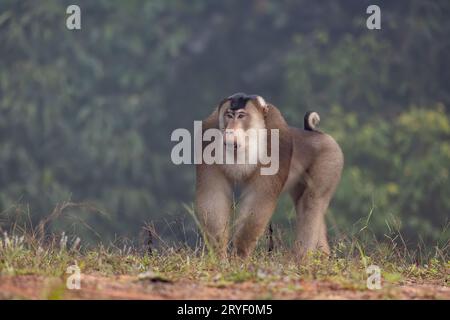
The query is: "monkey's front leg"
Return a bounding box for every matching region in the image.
[232,184,279,258]
[195,165,233,258]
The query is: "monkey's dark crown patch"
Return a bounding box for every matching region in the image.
[228,92,259,110]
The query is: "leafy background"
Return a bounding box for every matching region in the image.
[0,0,449,247]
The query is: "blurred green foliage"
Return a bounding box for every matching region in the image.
[325,105,450,244]
[0,0,449,245]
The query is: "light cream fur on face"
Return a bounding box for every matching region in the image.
[220,101,267,181]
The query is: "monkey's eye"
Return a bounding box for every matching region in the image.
[237,113,246,119]
[226,113,234,119]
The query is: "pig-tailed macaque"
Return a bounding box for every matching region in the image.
[195,93,343,260]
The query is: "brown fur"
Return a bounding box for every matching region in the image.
[195,96,343,261]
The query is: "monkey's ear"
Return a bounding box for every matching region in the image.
[254,96,269,115]
[261,104,269,116]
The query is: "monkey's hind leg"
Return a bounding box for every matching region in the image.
[293,191,331,260]
[293,152,342,261]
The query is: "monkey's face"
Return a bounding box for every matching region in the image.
[219,97,267,149]
[215,94,277,180]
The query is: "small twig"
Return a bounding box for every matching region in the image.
[143,222,157,256]
[267,222,274,253]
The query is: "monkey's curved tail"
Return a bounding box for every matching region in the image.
[304,111,321,132]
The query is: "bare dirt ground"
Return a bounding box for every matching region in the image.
[0,274,448,300]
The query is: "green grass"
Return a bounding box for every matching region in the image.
[0,201,448,297]
[0,229,448,289]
